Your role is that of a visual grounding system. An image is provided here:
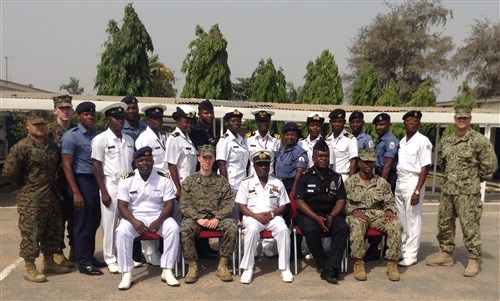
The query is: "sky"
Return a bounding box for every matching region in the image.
[1,0,499,103]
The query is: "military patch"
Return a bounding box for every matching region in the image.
[222,133,229,138]
[426,144,431,150]
[270,185,280,193]
[389,141,396,150]
[368,140,374,148]
[298,156,306,162]
[171,132,180,137]
[157,171,170,178]
[121,171,135,179]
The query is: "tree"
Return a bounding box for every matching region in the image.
[181,24,232,100]
[287,82,301,103]
[351,64,380,106]
[348,0,453,103]
[59,77,84,95]
[407,79,438,144]
[250,59,288,102]
[375,80,401,107]
[232,77,254,101]
[451,18,500,98]
[298,49,344,104]
[95,3,154,96]
[149,54,176,97]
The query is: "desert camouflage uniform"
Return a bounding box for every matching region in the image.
[436,129,497,258]
[180,172,237,260]
[344,174,402,260]
[2,135,63,259]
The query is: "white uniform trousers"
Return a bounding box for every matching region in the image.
[395,176,424,261]
[116,215,180,273]
[101,178,120,265]
[239,216,290,270]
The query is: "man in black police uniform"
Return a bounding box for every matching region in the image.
[294,138,349,284]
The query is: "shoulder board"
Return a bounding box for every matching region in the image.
[121,171,135,179]
[171,132,180,137]
[245,132,255,138]
[157,171,170,178]
[298,137,305,141]
[272,132,281,139]
[325,133,332,141]
[302,168,313,175]
[344,132,354,139]
[222,133,229,138]
[243,175,253,181]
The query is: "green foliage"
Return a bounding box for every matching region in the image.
[250,59,288,102]
[286,82,300,103]
[60,77,84,95]
[149,54,177,97]
[348,0,453,103]
[351,64,380,106]
[375,80,401,107]
[298,49,344,104]
[232,77,254,101]
[442,82,479,137]
[95,3,154,96]
[181,24,232,100]
[452,18,500,98]
[407,79,438,145]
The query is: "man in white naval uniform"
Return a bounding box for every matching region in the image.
[116,147,180,290]
[236,150,293,284]
[395,110,432,267]
[92,102,134,274]
[135,104,168,266]
[298,112,325,169]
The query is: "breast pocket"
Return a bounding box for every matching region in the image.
[334,143,348,156]
[105,145,119,160]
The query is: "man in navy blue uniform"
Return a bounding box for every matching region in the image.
[121,96,146,141]
[373,113,399,192]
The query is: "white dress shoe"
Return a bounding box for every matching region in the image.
[161,269,179,286]
[118,272,132,290]
[281,268,294,283]
[240,269,253,284]
[398,258,417,267]
[108,262,119,274]
[133,261,143,268]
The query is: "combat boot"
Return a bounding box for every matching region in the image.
[426,251,453,266]
[24,259,47,283]
[42,254,71,274]
[54,251,74,268]
[386,260,400,281]
[463,258,480,277]
[184,261,198,284]
[215,256,233,282]
[353,258,367,281]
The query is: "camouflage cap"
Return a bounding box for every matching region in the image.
[358,148,376,162]
[198,144,215,157]
[52,95,73,108]
[27,110,48,124]
[454,106,472,118]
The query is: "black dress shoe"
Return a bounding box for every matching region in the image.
[79,265,104,276]
[92,257,107,268]
[321,267,339,284]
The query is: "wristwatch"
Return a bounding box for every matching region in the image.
[414,190,420,195]
[270,211,275,219]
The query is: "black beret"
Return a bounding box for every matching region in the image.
[281,122,300,134]
[329,109,346,119]
[172,105,196,121]
[75,102,95,114]
[121,96,138,105]
[402,110,422,121]
[198,99,214,111]
[223,109,243,121]
[349,110,364,122]
[313,137,329,152]
[372,113,391,124]
[133,146,153,160]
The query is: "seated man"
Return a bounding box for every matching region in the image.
[295,138,349,284]
[236,150,293,284]
[180,144,237,284]
[344,148,402,282]
[115,147,180,290]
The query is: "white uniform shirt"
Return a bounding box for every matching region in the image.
[164,127,197,186]
[298,134,322,168]
[246,131,281,176]
[117,168,176,217]
[327,129,358,175]
[235,174,290,213]
[91,128,134,180]
[397,131,432,178]
[216,130,249,191]
[135,126,167,172]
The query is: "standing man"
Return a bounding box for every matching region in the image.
[344,148,402,282]
[61,102,104,276]
[298,112,325,169]
[348,110,374,151]
[48,95,76,268]
[395,111,432,267]
[180,145,237,284]
[236,150,293,284]
[372,113,399,191]
[294,138,349,285]
[92,103,135,273]
[121,96,147,141]
[326,109,358,181]
[426,104,497,277]
[3,111,70,283]
[116,147,180,290]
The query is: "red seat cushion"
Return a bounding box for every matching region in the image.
[365,228,384,236]
[198,229,223,239]
[138,232,161,240]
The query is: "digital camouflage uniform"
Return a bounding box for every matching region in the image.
[180,172,237,260]
[437,129,497,258]
[344,174,402,260]
[2,135,63,259]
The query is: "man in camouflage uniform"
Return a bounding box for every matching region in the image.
[426,104,497,277]
[2,111,70,283]
[180,144,237,284]
[344,148,402,282]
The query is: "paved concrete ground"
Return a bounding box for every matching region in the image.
[1,188,499,300]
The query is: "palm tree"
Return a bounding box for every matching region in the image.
[149,54,177,97]
[60,77,84,95]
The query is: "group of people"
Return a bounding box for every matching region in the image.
[2,95,497,290]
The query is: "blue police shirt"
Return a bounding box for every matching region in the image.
[375,130,399,170]
[356,132,374,150]
[61,123,97,174]
[122,120,147,142]
[274,143,308,180]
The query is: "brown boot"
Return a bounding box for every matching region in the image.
[386,260,400,281]
[184,260,198,284]
[54,251,74,268]
[24,259,47,283]
[463,258,480,277]
[42,254,71,274]
[353,258,367,281]
[215,257,233,282]
[426,251,453,266]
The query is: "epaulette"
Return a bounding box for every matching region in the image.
[344,132,354,139]
[171,132,180,137]
[245,132,255,138]
[303,168,313,175]
[299,137,305,141]
[271,132,281,139]
[325,133,332,141]
[157,171,170,178]
[121,171,135,179]
[221,133,229,138]
[242,175,253,181]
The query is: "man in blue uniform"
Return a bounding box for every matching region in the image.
[373,113,399,192]
[349,110,374,151]
[121,96,146,141]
